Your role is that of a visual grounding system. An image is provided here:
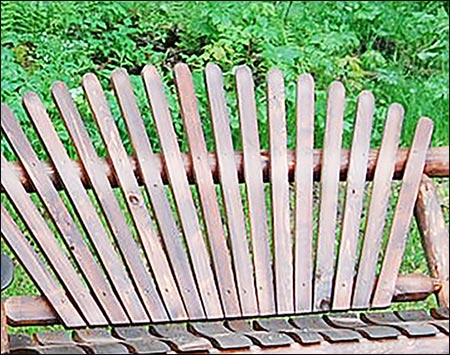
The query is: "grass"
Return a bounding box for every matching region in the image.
[1,0,448,332]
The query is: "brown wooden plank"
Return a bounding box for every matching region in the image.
[141,65,222,319]
[5,147,448,194]
[81,73,186,321]
[110,68,206,320]
[172,63,241,318]
[313,81,346,311]
[352,103,404,308]
[1,206,85,328]
[22,91,149,324]
[1,154,107,326]
[1,302,8,354]
[415,175,449,308]
[332,91,375,310]
[294,73,315,313]
[267,68,293,314]
[2,106,128,325]
[205,63,258,316]
[236,65,275,315]
[372,117,434,307]
[51,81,168,323]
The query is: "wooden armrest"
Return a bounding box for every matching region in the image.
[415,175,449,308]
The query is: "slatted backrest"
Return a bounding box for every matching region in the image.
[0,63,434,327]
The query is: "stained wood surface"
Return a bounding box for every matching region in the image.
[314,81,346,311]
[173,63,240,318]
[52,81,168,322]
[142,65,222,319]
[236,65,275,315]
[111,68,206,320]
[1,206,85,328]
[372,117,434,307]
[82,73,186,321]
[5,147,448,193]
[205,63,258,316]
[22,91,149,324]
[294,74,315,313]
[415,175,449,308]
[268,68,293,314]
[352,104,404,308]
[332,91,375,310]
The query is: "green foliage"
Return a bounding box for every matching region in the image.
[1,0,448,156]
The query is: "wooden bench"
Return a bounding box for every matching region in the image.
[1,63,448,354]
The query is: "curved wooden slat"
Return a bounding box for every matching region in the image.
[267,68,293,314]
[82,73,186,321]
[205,63,259,316]
[51,81,168,323]
[352,104,404,308]
[22,91,149,324]
[372,117,434,307]
[1,206,85,328]
[294,73,315,313]
[332,91,375,310]
[1,154,106,327]
[111,68,207,320]
[236,65,275,315]
[314,81,346,312]
[172,63,241,318]
[142,65,223,319]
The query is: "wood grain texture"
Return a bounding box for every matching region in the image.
[1,153,107,327]
[352,104,404,308]
[1,302,8,354]
[173,63,241,318]
[294,73,315,313]
[22,91,149,324]
[267,68,293,314]
[314,82,346,311]
[372,117,434,307]
[332,91,375,310]
[82,73,186,321]
[415,175,449,308]
[236,65,275,315]
[111,68,206,320]
[142,65,223,319]
[1,206,85,328]
[205,63,259,316]
[52,81,168,323]
[5,147,448,193]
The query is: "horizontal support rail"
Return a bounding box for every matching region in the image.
[4,273,441,327]
[3,147,448,193]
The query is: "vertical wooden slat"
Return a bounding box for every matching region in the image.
[267,68,293,314]
[236,65,275,315]
[372,117,434,307]
[1,154,107,327]
[352,104,404,308]
[332,91,375,310]
[22,91,149,324]
[142,65,223,319]
[111,68,206,320]
[294,73,315,313]
[172,63,241,318]
[1,205,86,328]
[51,82,169,322]
[2,106,127,325]
[82,73,187,321]
[205,63,259,316]
[314,81,346,312]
